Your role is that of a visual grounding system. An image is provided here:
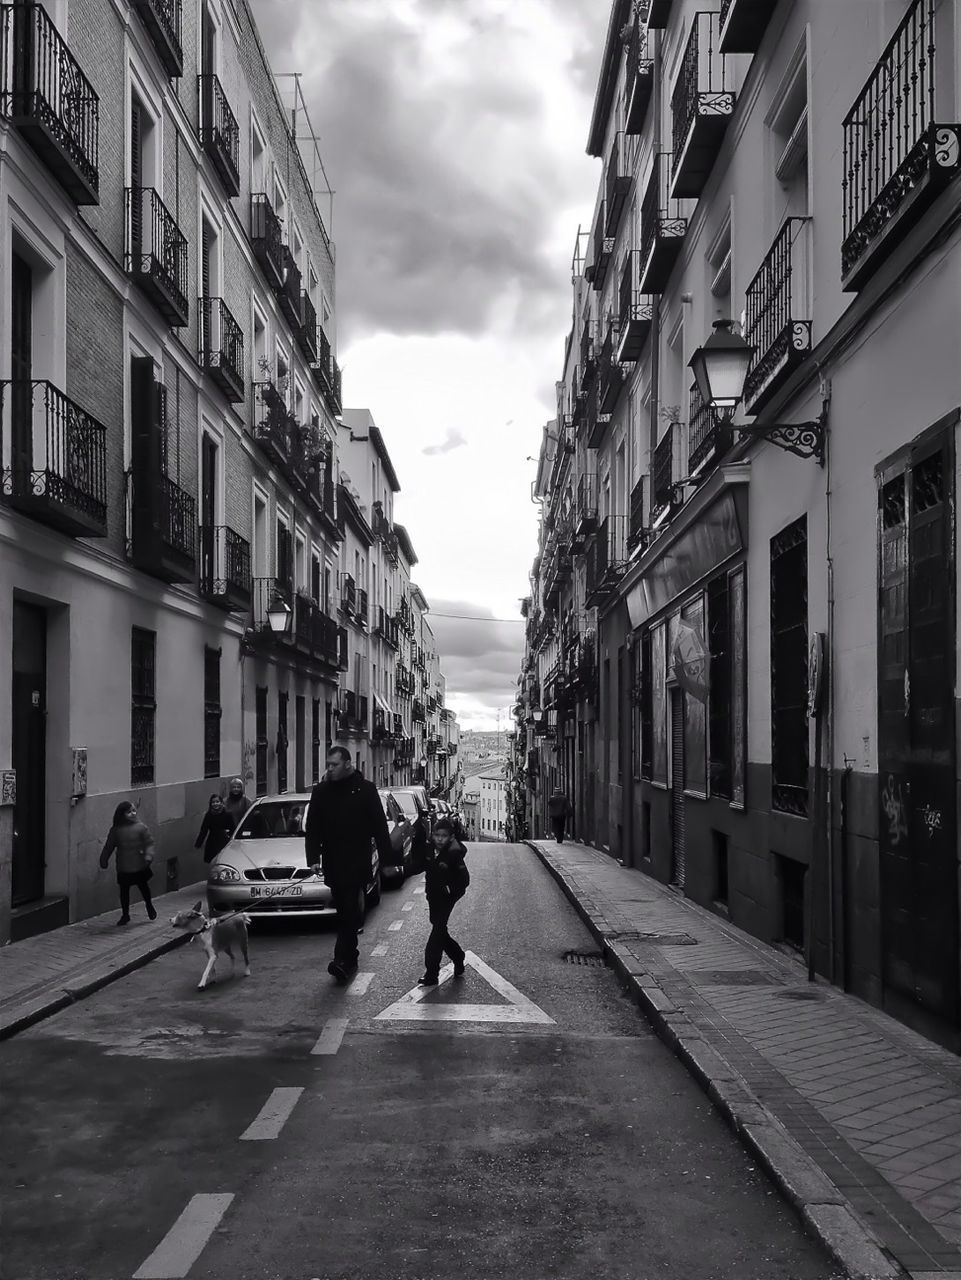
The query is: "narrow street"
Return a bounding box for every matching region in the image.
[1,845,839,1280]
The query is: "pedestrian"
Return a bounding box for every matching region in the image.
[223,777,250,828]
[419,816,469,986]
[548,787,573,843]
[305,744,395,984]
[99,801,157,926]
[194,794,235,864]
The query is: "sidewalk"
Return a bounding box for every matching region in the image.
[0,882,207,1040]
[530,839,961,1280]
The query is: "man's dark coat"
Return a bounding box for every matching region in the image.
[305,770,394,886]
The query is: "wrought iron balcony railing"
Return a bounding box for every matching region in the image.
[718,0,774,54]
[250,577,291,638]
[617,250,654,362]
[377,605,399,649]
[250,193,284,290]
[586,202,614,291]
[130,470,197,583]
[330,359,342,413]
[627,475,647,554]
[298,292,318,363]
[579,318,596,390]
[0,3,99,203]
[605,131,630,236]
[625,16,654,135]
[574,473,598,544]
[356,587,369,627]
[412,698,426,723]
[252,380,291,467]
[341,572,357,615]
[199,296,244,403]
[651,422,677,525]
[277,245,302,328]
[596,319,625,420]
[585,515,627,604]
[688,380,731,477]
[311,324,333,395]
[130,0,182,78]
[743,217,812,414]
[198,73,239,196]
[640,152,688,293]
[671,10,736,200]
[841,0,960,291]
[200,524,251,610]
[125,187,189,326]
[0,378,107,536]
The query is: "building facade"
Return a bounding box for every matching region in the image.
[516,0,961,1050]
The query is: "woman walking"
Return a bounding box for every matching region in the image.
[99,801,156,925]
[194,794,235,863]
[419,816,469,986]
[223,777,250,828]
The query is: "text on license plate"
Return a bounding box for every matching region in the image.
[250,884,303,897]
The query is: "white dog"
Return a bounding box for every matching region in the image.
[169,901,251,990]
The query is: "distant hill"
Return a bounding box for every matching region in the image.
[460,729,510,759]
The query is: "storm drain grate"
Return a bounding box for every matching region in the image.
[563,950,606,967]
[689,970,781,987]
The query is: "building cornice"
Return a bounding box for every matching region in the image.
[587,0,632,157]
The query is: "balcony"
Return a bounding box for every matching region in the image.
[651,422,678,527]
[311,324,333,396]
[639,153,688,293]
[585,515,627,606]
[277,246,302,328]
[671,11,736,201]
[340,572,357,616]
[586,203,613,291]
[199,297,244,403]
[197,74,239,197]
[617,251,654,362]
[412,698,426,723]
[124,187,189,326]
[743,217,812,414]
[688,381,732,477]
[646,0,673,28]
[130,0,182,78]
[298,293,318,364]
[628,475,647,554]
[330,360,342,414]
[0,379,107,537]
[718,0,774,53]
[579,319,596,392]
[376,605,399,649]
[356,587,369,629]
[574,473,598,546]
[625,17,654,136]
[250,577,291,644]
[337,689,369,736]
[250,193,284,291]
[0,3,99,204]
[131,471,197,583]
[841,0,960,292]
[605,132,631,236]
[595,321,625,422]
[200,524,251,611]
[252,381,291,468]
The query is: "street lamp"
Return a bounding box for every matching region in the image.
[688,318,828,464]
[266,591,292,635]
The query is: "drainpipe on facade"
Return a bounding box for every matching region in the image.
[823,378,837,986]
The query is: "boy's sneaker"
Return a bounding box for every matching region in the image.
[328,960,357,984]
[418,974,439,986]
[147,906,157,921]
[453,959,466,977]
[116,915,130,927]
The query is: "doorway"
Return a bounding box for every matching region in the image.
[295,695,306,792]
[12,602,47,905]
[200,434,217,591]
[670,687,686,889]
[11,253,33,486]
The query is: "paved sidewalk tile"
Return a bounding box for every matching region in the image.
[0,882,208,1038]
[530,839,961,1280]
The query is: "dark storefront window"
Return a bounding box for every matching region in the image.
[651,622,668,785]
[771,516,809,815]
[277,690,289,793]
[131,627,156,785]
[632,636,643,779]
[708,574,732,798]
[311,697,321,784]
[730,566,747,807]
[255,685,268,795]
[640,628,653,781]
[203,646,221,778]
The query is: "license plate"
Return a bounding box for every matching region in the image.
[250,884,303,898]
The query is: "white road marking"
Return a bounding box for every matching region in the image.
[371,943,389,957]
[388,920,404,931]
[375,952,555,1025]
[133,1193,233,1278]
[310,1017,348,1055]
[347,971,375,996]
[239,1087,303,1141]
[413,886,426,894]
[402,901,414,911]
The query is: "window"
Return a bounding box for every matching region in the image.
[311,698,321,783]
[707,574,732,798]
[707,216,732,325]
[203,646,222,778]
[251,118,266,193]
[771,516,809,815]
[277,690,289,793]
[131,627,156,785]
[255,685,268,795]
[276,518,293,594]
[768,43,809,221]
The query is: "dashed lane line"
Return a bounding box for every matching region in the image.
[388,920,404,931]
[133,1193,233,1279]
[239,1087,304,1141]
[371,943,389,957]
[310,1017,348,1055]
[347,972,375,996]
[402,901,415,911]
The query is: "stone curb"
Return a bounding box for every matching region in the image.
[528,841,905,1280]
[0,931,192,1042]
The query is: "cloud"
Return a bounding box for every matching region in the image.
[421,428,467,456]
[426,599,524,711]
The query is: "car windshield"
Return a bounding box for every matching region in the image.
[393,792,419,818]
[235,801,306,839]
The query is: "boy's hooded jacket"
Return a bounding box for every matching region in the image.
[423,836,469,899]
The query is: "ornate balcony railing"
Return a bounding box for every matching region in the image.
[199,296,244,403]
[651,422,676,523]
[596,319,625,420]
[743,217,812,413]
[640,152,688,293]
[250,192,284,290]
[130,0,182,78]
[579,318,596,390]
[131,470,197,583]
[688,380,731,476]
[311,324,333,395]
[356,587,368,628]
[671,10,736,200]
[718,0,775,54]
[0,3,99,203]
[585,514,627,604]
[625,16,654,135]
[124,187,189,326]
[586,202,614,291]
[617,250,654,362]
[0,378,107,536]
[198,73,239,196]
[412,698,426,723]
[252,380,291,467]
[298,292,318,363]
[605,131,630,235]
[377,605,399,649]
[277,245,302,328]
[628,475,647,553]
[341,572,357,615]
[330,359,342,413]
[841,0,960,291]
[200,524,251,610]
[574,473,598,544]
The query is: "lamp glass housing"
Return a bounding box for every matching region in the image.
[266,594,292,634]
[689,319,754,412]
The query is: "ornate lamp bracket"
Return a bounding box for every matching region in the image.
[732,400,828,466]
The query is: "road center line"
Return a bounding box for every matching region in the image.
[371,943,389,956]
[133,1193,233,1279]
[388,920,404,931]
[310,1017,348,1055]
[347,971,375,996]
[402,901,414,911]
[413,886,426,894]
[239,1087,303,1141]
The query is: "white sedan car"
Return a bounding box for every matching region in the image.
[206,793,381,920]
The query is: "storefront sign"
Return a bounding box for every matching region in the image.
[626,490,742,628]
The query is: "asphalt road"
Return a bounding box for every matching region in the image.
[1,843,843,1280]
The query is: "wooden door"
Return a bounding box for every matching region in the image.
[12,603,46,905]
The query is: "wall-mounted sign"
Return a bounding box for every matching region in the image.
[71,748,88,798]
[1,770,15,807]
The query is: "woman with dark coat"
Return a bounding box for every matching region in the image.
[223,777,250,829]
[419,816,469,986]
[99,801,156,925]
[194,794,235,863]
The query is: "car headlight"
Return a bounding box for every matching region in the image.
[208,864,241,883]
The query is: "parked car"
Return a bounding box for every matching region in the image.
[390,786,433,871]
[377,789,414,887]
[433,799,451,818]
[206,793,381,920]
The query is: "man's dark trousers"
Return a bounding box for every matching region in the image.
[329,879,364,969]
[551,816,566,843]
[424,892,465,978]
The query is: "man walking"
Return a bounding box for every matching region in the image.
[547,787,573,844]
[305,745,394,983]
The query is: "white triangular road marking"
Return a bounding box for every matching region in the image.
[374,952,555,1024]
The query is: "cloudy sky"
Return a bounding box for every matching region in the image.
[250,0,605,728]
